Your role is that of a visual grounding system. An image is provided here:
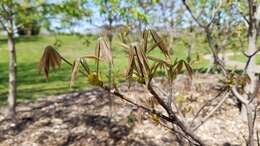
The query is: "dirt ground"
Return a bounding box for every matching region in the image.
[0,73,259,146]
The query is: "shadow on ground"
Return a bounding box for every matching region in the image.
[0,88,158,146]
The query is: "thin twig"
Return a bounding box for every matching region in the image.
[231,86,248,104]
[159,121,201,146]
[242,49,260,73]
[147,83,206,146]
[181,0,207,29]
[104,86,205,146]
[257,130,260,146]
[152,84,185,120]
[237,8,250,25]
[192,92,229,131]
[189,89,226,127]
[252,103,259,130]
[60,56,87,76]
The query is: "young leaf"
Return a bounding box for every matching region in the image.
[175,60,184,75]
[125,49,136,78]
[70,58,81,87]
[87,72,103,86]
[134,46,150,79]
[184,61,193,79]
[147,56,171,67]
[150,62,161,78]
[80,58,90,75]
[38,45,62,79]
[149,113,160,125]
[143,29,149,53]
[147,41,163,53]
[150,30,170,57]
[96,37,113,63]
[118,42,131,52]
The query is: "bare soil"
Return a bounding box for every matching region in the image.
[0,74,259,146]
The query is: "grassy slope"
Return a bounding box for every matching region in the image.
[0,34,208,104]
[229,53,260,64]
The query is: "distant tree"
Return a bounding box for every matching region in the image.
[15,8,41,36]
[0,0,92,117]
[182,0,260,145]
[92,0,151,119]
[0,0,36,117]
[43,0,91,32]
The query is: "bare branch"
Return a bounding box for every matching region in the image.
[252,75,260,101]
[0,19,7,31]
[205,29,228,76]
[159,121,201,146]
[152,85,185,121]
[146,81,206,145]
[148,82,175,117]
[109,86,203,145]
[247,0,253,22]
[239,10,250,25]
[207,0,223,27]
[181,0,207,29]
[257,130,260,146]
[252,103,258,130]
[231,86,249,104]
[242,48,260,73]
[192,92,229,131]
[189,89,226,127]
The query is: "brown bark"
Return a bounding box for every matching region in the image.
[7,19,17,117]
[147,83,206,146]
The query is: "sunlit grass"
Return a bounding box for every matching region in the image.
[0,34,209,104]
[229,53,260,64]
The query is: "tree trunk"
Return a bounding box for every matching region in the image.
[107,17,113,120]
[241,3,259,145]
[246,104,254,146]
[246,26,257,92]
[241,20,258,121]
[7,21,17,117]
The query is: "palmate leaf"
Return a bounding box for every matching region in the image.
[150,62,161,78]
[38,45,62,79]
[147,56,171,67]
[134,46,150,80]
[174,60,193,79]
[70,56,102,87]
[183,61,193,79]
[150,30,170,57]
[80,58,90,75]
[143,29,149,53]
[147,41,163,54]
[118,42,131,52]
[125,48,136,78]
[96,37,113,64]
[70,58,81,87]
[175,60,184,75]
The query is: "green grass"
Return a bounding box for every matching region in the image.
[229,53,260,64]
[0,34,209,104]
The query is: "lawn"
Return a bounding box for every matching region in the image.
[0,34,209,104]
[229,53,260,64]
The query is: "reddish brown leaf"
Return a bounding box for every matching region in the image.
[38,45,62,79]
[70,58,80,87]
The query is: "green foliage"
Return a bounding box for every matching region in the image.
[93,0,150,25]
[0,0,92,33]
[14,1,42,35]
